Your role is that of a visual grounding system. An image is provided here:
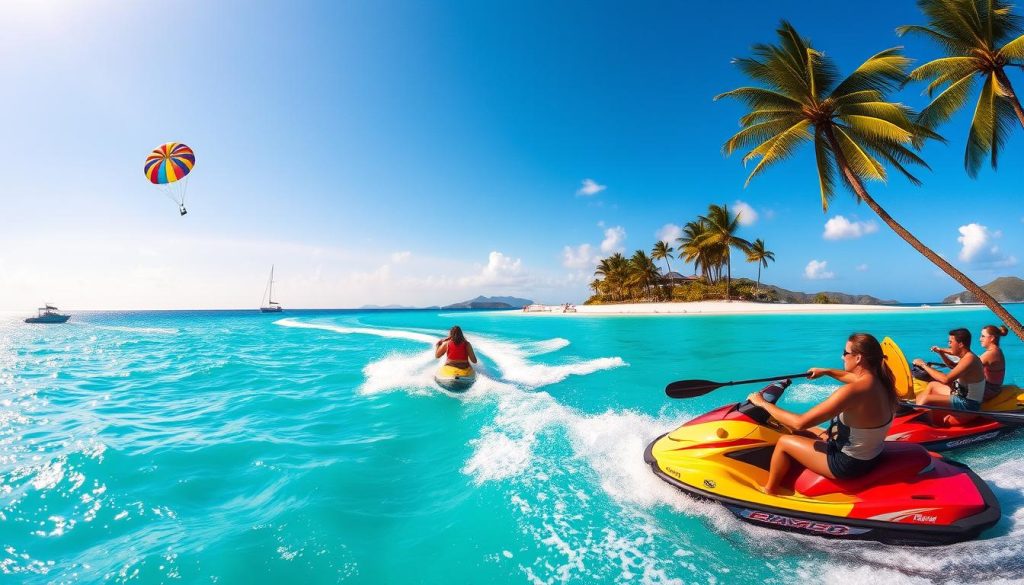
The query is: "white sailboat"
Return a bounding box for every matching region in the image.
[260,265,284,313]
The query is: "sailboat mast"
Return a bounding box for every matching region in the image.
[268,265,275,303]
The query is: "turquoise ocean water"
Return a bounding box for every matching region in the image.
[3,307,1024,584]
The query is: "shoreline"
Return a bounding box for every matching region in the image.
[517,301,987,316]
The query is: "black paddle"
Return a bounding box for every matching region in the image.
[665,373,811,399]
[901,402,1024,425]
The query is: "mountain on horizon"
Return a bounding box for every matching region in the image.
[755,280,899,305]
[942,276,1024,304]
[442,295,533,310]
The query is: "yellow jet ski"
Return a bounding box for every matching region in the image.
[434,364,476,392]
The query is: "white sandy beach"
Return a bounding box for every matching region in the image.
[519,301,982,316]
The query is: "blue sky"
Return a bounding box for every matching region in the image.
[2,0,1022,309]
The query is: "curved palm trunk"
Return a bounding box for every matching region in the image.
[824,128,1024,341]
[756,264,761,294]
[994,69,1024,128]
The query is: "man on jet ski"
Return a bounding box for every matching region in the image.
[747,333,898,495]
[913,328,988,423]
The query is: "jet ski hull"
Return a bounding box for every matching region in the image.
[644,434,1000,546]
[434,364,476,392]
[645,382,1001,546]
[888,409,1022,451]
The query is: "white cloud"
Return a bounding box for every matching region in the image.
[600,226,626,254]
[823,216,879,240]
[390,251,411,263]
[805,259,835,280]
[957,223,1017,266]
[562,243,597,270]
[856,263,868,271]
[655,223,681,244]
[733,201,758,226]
[576,178,607,196]
[457,251,526,287]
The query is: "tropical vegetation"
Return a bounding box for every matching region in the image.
[899,0,1024,177]
[717,19,1024,340]
[587,204,774,303]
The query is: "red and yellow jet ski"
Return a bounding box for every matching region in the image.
[645,379,1000,545]
[882,337,1024,451]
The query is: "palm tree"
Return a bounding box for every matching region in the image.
[695,204,752,301]
[626,250,660,300]
[717,21,1024,340]
[651,240,675,275]
[595,253,630,301]
[746,238,776,295]
[677,220,709,281]
[899,0,1024,176]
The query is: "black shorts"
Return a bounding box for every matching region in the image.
[825,440,880,480]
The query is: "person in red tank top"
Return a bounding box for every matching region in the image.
[435,325,478,367]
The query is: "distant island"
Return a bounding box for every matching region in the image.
[758,282,898,305]
[358,296,534,310]
[442,295,534,309]
[943,276,1024,304]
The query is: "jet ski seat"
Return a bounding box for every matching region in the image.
[794,443,933,497]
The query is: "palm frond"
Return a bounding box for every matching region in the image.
[917,0,985,47]
[723,116,805,155]
[734,55,810,100]
[814,129,838,210]
[965,73,1000,176]
[839,115,916,144]
[714,87,803,110]
[895,24,973,54]
[990,89,1019,169]
[832,47,913,96]
[831,90,885,107]
[999,32,1024,58]
[845,128,928,185]
[741,120,812,186]
[832,126,887,182]
[907,56,979,87]
[916,71,979,128]
[739,108,803,126]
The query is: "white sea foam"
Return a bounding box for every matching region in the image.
[88,325,179,335]
[276,318,625,395]
[274,318,437,344]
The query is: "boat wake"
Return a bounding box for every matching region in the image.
[273,318,626,395]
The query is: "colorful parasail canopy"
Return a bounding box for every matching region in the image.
[144,143,196,185]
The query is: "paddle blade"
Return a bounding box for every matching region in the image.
[665,379,721,398]
[881,336,914,399]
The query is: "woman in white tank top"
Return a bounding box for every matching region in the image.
[748,333,898,494]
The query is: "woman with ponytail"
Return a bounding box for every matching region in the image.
[979,325,1008,398]
[748,333,897,495]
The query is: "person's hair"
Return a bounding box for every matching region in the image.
[983,324,1008,346]
[449,326,466,345]
[848,333,898,408]
[949,328,971,347]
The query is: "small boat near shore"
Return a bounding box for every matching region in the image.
[24,304,70,324]
[260,265,284,313]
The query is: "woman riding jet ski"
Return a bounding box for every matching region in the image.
[646,334,1000,546]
